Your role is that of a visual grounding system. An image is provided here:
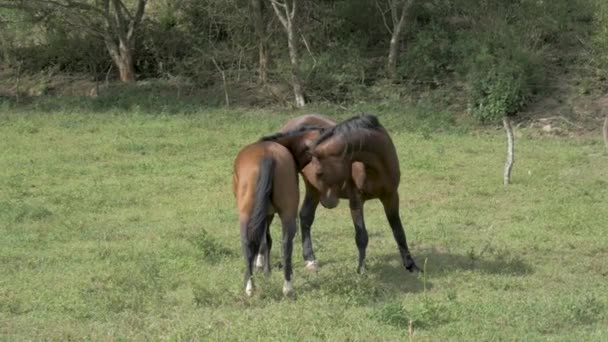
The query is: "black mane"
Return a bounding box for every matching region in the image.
[260,125,324,142]
[314,113,382,146]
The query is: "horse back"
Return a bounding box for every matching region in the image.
[281,113,336,132]
[233,141,299,220]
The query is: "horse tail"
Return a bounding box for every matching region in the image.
[248,156,275,249]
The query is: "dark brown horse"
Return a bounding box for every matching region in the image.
[232,140,300,296]
[266,113,420,274]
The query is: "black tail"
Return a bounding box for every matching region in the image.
[247,156,275,250]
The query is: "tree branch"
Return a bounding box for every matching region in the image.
[127,0,146,41]
[393,0,411,35]
[110,0,127,37]
[390,0,399,26]
[375,0,393,35]
[270,0,289,30]
[289,0,296,21]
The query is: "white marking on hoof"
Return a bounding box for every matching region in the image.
[245,279,254,297]
[305,260,319,272]
[282,281,294,296]
[255,254,264,268]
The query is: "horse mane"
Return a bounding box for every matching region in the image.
[314,113,382,146]
[259,125,324,142]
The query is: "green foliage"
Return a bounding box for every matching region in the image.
[467,47,538,122]
[399,23,453,82]
[441,1,557,122]
[369,302,410,328]
[15,32,107,73]
[301,43,368,103]
[0,0,605,120]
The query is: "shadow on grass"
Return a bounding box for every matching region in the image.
[292,244,533,305]
[376,245,533,278]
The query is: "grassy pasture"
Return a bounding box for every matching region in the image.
[0,105,607,341]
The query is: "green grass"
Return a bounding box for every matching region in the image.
[1,104,607,341]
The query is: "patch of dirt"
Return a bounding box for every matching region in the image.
[517,71,607,138]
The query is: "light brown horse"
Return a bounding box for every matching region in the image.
[266,113,420,274]
[232,140,300,296]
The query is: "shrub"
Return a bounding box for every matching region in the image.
[468,49,537,122]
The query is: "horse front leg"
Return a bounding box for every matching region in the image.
[300,182,320,271]
[381,193,420,273]
[349,195,369,274]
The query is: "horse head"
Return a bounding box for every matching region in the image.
[310,114,382,208]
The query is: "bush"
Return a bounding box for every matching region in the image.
[467,48,539,122]
[11,30,107,74]
[300,43,368,103]
[447,2,547,122]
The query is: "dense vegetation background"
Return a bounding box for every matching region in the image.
[1,0,607,127]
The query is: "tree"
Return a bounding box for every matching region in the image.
[251,0,269,84]
[0,0,147,82]
[270,0,305,108]
[376,0,414,81]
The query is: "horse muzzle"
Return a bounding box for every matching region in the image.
[319,188,339,209]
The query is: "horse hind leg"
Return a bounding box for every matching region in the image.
[240,221,257,296]
[255,214,274,273]
[263,214,274,274]
[280,217,297,297]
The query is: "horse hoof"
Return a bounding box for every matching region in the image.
[245,280,254,297]
[406,262,422,273]
[282,282,295,297]
[255,255,265,269]
[305,260,319,272]
[357,260,367,274]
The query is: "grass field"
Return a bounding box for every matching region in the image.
[1,104,607,341]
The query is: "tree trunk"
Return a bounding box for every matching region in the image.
[387,15,405,80]
[503,116,515,186]
[287,27,305,107]
[386,0,411,81]
[103,0,147,83]
[105,38,136,83]
[116,49,136,83]
[271,0,306,108]
[251,0,268,84]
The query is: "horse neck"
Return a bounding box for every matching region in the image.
[272,134,310,170]
[345,130,400,177]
